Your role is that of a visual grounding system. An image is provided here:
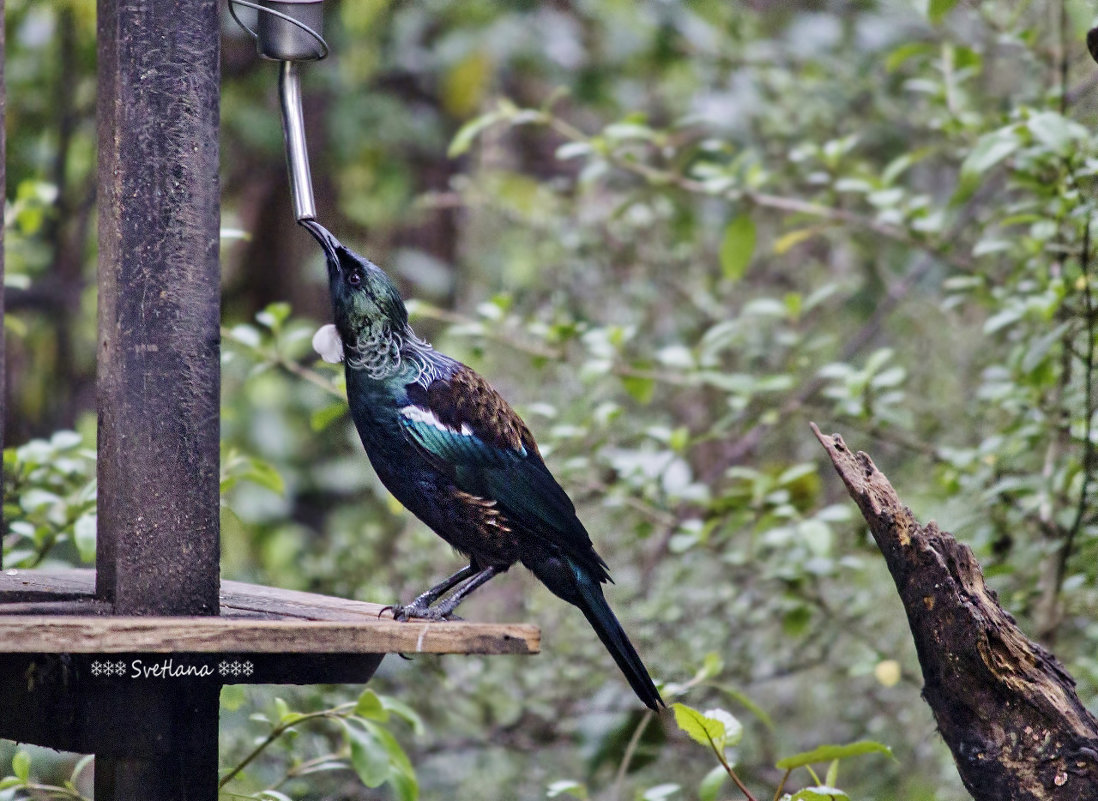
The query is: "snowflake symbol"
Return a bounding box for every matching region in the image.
[242,661,254,677]
[230,661,242,677]
[91,661,104,677]
[218,661,231,677]
[114,660,127,676]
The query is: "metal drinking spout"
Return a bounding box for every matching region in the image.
[279,60,317,222]
[227,0,327,222]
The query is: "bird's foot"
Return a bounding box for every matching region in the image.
[388,602,463,622]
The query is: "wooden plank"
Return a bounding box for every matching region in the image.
[0,600,112,615]
[0,570,541,654]
[220,579,393,620]
[0,568,97,601]
[96,0,222,615]
[0,616,539,654]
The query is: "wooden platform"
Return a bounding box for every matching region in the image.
[0,569,539,757]
[0,569,540,655]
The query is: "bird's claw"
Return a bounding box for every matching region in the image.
[388,603,462,622]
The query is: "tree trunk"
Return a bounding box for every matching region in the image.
[811,424,1098,801]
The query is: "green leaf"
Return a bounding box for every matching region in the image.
[448,110,506,158]
[672,703,741,750]
[380,695,427,735]
[556,141,593,160]
[825,759,839,787]
[355,689,391,722]
[622,374,656,405]
[71,754,94,785]
[698,765,728,801]
[243,458,285,495]
[388,768,419,801]
[345,722,389,788]
[604,122,655,142]
[927,0,958,22]
[21,489,61,512]
[257,792,293,801]
[720,216,756,281]
[51,430,82,449]
[311,401,347,431]
[642,783,680,800]
[954,127,1019,204]
[885,42,933,72]
[673,703,719,747]
[983,305,1024,335]
[227,323,261,348]
[367,720,415,779]
[791,788,850,800]
[781,605,812,636]
[695,651,723,681]
[776,740,893,770]
[11,751,30,782]
[74,514,97,563]
[1020,322,1068,374]
[547,780,588,799]
[773,227,823,255]
[1027,111,1088,154]
[258,301,292,330]
[273,697,292,722]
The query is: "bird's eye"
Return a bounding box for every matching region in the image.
[348,270,362,287]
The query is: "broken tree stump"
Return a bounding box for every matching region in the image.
[811,424,1098,801]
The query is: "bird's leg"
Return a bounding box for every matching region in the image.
[417,565,502,621]
[390,563,478,620]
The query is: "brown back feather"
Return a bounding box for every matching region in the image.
[421,366,541,457]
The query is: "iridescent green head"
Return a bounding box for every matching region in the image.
[301,219,411,378]
[301,219,408,337]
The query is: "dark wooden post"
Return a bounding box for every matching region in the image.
[0,0,6,572]
[94,1,222,797]
[96,0,221,616]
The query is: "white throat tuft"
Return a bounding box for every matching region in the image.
[312,324,345,364]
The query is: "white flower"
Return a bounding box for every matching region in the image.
[312,323,345,364]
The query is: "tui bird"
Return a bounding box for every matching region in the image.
[301,218,663,711]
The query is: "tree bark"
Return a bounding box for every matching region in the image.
[811,424,1098,801]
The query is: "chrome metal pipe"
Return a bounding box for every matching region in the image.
[279,60,316,221]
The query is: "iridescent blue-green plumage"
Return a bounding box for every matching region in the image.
[302,219,663,710]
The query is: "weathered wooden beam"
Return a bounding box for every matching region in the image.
[0,652,380,758]
[812,424,1098,800]
[0,616,539,654]
[95,0,221,615]
[0,568,105,601]
[93,686,219,801]
[0,653,220,791]
[0,570,542,655]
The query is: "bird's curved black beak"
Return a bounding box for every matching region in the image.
[299,218,342,272]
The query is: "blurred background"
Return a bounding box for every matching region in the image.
[5,0,1098,799]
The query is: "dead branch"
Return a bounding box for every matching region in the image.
[812,423,1098,801]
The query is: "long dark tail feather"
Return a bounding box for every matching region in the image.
[572,566,664,711]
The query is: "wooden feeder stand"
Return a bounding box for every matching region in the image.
[0,2,539,799]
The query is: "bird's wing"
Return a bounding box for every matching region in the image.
[398,366,608,576]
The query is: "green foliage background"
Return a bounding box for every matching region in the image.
[5,0,1098,799]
